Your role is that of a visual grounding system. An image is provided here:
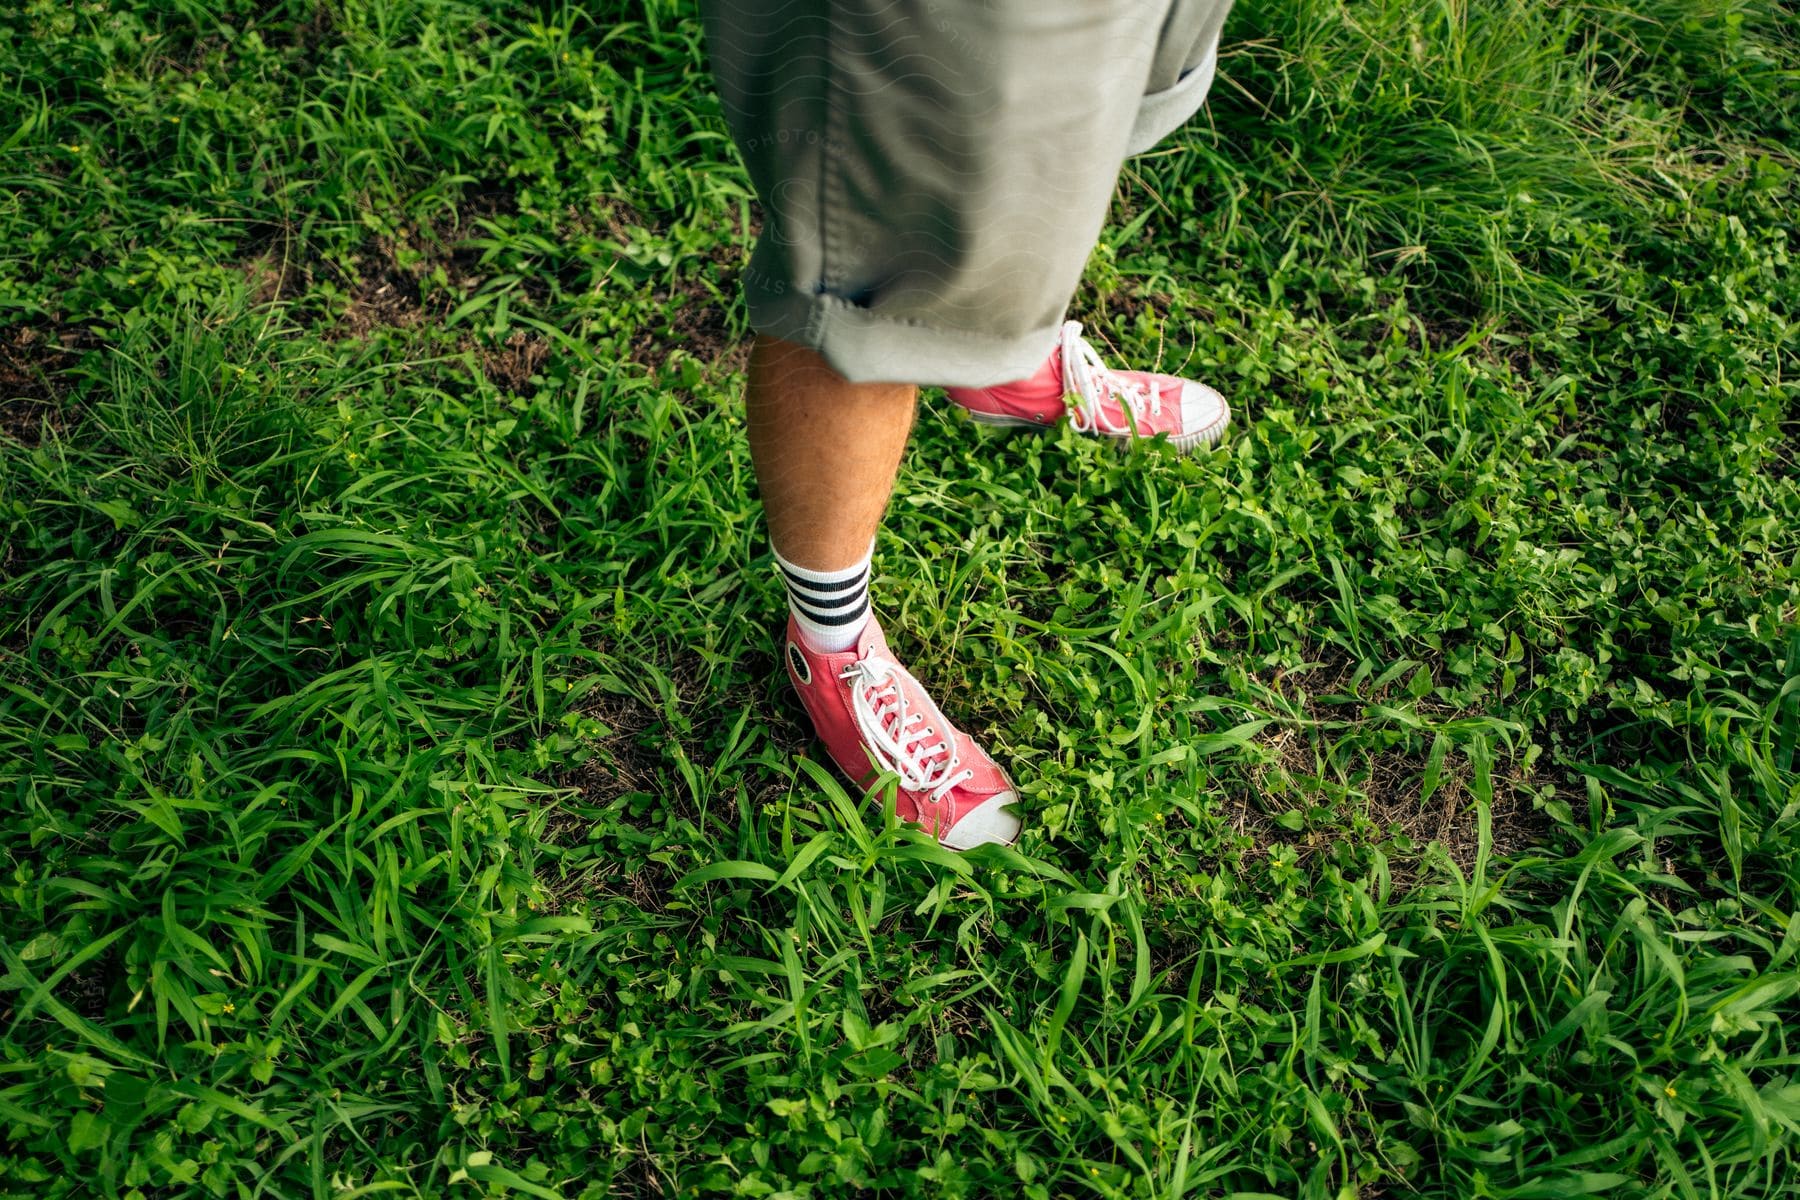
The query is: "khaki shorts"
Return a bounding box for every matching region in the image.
[699,0,1235,387]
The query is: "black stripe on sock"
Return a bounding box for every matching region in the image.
[780,565,869,597]
[793,596,869,626]
[792,590,867,618]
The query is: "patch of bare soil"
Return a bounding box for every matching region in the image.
[482,328,550,394]
[1100,280,1184,332]
[546,678,672,911]
[242,250,308,308]
[1225,650,1557,895]
[335,224,458,337]
[544,659,719,912]
[244,201,562,399]
[0,322,96,445]
[605,198,750,374]
[630,248,745,373]
[341,237,427,336]
[244,194,751,411]
[562,686,665,811]
[260,1,335,51]
[237,220,430,333]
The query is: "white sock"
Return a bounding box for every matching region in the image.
[776,539,873,652]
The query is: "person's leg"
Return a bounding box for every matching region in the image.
[747,334,1022,849]
[698,0,1236,850]
[747,334,913,574]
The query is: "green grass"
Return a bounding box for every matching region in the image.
[2,0,1797,1196]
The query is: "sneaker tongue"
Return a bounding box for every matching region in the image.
[1099,369,1171,423]
[1104,367,1147,403]
[869,672,951,775]
[1025,343,1064,393]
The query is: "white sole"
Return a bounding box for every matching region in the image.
[964,408,1230,454]
[964,411,1049,429]
[1168,415,1231,452]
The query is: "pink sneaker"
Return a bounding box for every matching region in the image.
[945,320,1230,452]
[783,615,1021,849]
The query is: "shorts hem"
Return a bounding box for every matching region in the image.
[745,282,1062,388]
[1126,35,1221,157]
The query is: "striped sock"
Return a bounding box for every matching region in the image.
[775,539,873,653]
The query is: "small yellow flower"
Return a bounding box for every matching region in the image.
[1664,1085,1677,1098]
[222,1001,235,1014]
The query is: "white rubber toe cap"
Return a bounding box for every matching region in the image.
[941,791,1022,850]
[1176,380,1231,450]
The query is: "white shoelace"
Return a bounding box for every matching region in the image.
[840,657,974,803]
[1060,320,1161,436]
